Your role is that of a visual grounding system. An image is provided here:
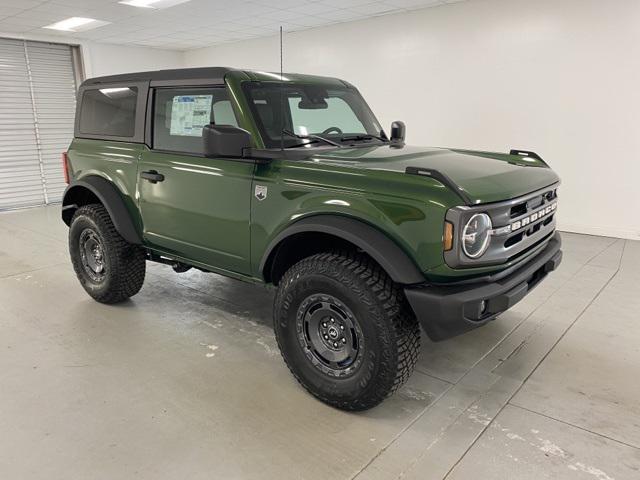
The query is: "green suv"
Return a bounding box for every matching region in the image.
[62,67,562,410]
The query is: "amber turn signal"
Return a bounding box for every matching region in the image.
[443,221,454,251]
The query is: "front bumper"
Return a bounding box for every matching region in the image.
[404,232,562,341]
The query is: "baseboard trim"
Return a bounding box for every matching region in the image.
[558,223,640,241]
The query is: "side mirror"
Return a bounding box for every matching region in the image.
[203,124,251,158]
[390,121,406,144]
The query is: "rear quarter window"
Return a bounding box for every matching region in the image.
[79,87,138,137]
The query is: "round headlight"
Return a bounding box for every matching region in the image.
[462,213,492,258]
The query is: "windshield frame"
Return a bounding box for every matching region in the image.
[241,80,387,149]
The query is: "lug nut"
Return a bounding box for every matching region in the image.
[333,342,338,348]
[340,325,344,330]
[341,338,346,343]
[324,334,329,340]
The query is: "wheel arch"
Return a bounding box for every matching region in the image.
[260,215,426,285]
[62,176,141,245]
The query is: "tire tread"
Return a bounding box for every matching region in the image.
[69,204,145,304]
[274,251,420,410]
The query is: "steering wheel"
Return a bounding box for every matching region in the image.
[321,126,343,135]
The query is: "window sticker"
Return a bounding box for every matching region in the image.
[170,95,213,136]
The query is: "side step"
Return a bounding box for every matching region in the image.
[146,252,192,273]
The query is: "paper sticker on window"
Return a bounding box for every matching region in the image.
[170,95,213,136]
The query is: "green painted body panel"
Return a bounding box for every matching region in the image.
[250,155,460,278]
[67,138,145,233]
[306,145,558,205]
[66,70,561,285]
[137,149,254,274]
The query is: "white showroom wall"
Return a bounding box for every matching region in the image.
[185,0,640,240]
[80,42,183,78]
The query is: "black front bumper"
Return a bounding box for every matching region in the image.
[405,232,562,341]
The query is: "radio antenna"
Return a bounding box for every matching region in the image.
[279,25,284,151]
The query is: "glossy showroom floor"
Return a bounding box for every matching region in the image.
[1,206,639,480]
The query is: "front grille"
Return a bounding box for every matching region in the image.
[509,188,557,220]
[444,183,559,268]
[507,230,554,263]
[510,202,528,218]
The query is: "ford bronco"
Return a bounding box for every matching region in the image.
[62,67,562,410]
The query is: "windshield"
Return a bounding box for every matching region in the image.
[242,81,386,148]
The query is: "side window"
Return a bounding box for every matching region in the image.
[153,87,238,154]
[212,100,237,126]
[79,87,138,137]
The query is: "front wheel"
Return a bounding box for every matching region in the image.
[274,252,420,411]
[69,204,145,304]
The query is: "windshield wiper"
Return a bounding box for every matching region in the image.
[281,129,342,148]
[339,134,388,143]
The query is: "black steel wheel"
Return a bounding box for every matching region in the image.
[274,252,420,411]
[78,228,106,283]
[296,294,364,377]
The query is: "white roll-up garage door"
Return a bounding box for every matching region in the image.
[0,38,81,210]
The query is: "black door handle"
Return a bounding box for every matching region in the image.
[140,170,165,183]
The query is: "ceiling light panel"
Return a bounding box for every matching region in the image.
[118,0,192,9]
[43,17,110,32]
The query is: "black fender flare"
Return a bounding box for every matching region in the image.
[61,176,141,244]
[260,215,426,285]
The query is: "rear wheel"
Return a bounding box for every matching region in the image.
[274,252,420,411]
[69,204,145,304]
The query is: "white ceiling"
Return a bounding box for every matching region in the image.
[0,0,466,51]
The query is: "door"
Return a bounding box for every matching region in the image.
[138,86,254,275]
[0,38,79,209]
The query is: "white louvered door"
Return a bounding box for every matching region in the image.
[0,38,80,209]
[0,38,42,209]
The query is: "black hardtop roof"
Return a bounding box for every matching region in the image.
[81,67,236,86]
[80,67,347,88]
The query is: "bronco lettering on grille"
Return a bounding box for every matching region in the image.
[510,201,557,232]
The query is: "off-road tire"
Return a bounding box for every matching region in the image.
[274,252,420,411]
[69,204,145,304]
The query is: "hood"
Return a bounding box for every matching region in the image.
[307,144,560,205]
